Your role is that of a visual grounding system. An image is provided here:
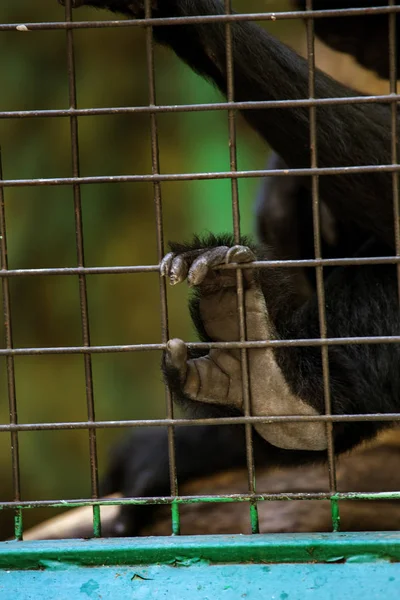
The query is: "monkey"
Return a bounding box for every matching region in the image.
[61,0,400,535]
[136,429,400,536]
[256,0,400,296]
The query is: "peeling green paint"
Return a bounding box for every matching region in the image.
[250,503,260,534]
[91,506,101,538]
[13,510,23,541]
[346,554,391,564]
[330,497,340,532]
[170,501,180,536]
[1,535,400,600]
[1,533,400,569]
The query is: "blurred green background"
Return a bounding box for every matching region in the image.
[0,1,302,539]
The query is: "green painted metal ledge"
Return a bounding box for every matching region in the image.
[1,533,400,599]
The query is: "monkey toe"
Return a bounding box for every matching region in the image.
[165,338,188,379]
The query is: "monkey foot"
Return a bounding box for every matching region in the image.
[165,338,188,379]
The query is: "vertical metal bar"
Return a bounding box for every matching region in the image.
[224,0,259,533]
[144,0,180,535]
[64,0,101,537]
[389,0,400,301]
[0,150,23,540]
[305,0,339,531]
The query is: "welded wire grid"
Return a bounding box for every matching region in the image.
[1,1,400,540]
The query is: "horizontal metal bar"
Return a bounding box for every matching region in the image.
[1,490,400,512]
[0,335,399,356]
[2,164,400,189]
[0,412,400,433]
[2,94,400,121]
[1,255,400,279]
[3,6,400,33]
[0,265,159,277]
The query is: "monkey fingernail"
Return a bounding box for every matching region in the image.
[188,261,208,286]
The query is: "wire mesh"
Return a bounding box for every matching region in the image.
[305,0,338,530]
[143,0,180,535]
[0,1,400,541]
[64,0,101,537]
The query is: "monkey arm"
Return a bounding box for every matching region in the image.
[66,0,396,247]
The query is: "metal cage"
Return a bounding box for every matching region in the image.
[1,1,400,598]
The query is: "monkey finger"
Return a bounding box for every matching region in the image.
[160,252,176,278]
[170,254,190,285]
[187,246,230,286]
[226,245,256,264]
[187,245,255,286]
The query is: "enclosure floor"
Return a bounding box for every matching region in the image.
[1,562,399,599]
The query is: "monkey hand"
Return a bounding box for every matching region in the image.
[161,238,327,452]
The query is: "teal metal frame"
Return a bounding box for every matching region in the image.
[1,534,400,599]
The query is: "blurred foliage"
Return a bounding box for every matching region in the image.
[0,1,302,539]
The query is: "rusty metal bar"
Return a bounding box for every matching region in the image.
[2,93,400,121]
[0,333,400,357]
[64,0,100,536]
[0,151,23,540]
[224,0,259,534]
[389,0,400,301]
[0,488,399,512]
[144,0,180,535]
[4,163,400,188]
[305,0,338,531]
[2,254,400,280]
[3,5,400,33]
[0,412,399,434]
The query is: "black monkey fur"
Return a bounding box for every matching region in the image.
[66,0,398,243]
[63,0,400,534]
